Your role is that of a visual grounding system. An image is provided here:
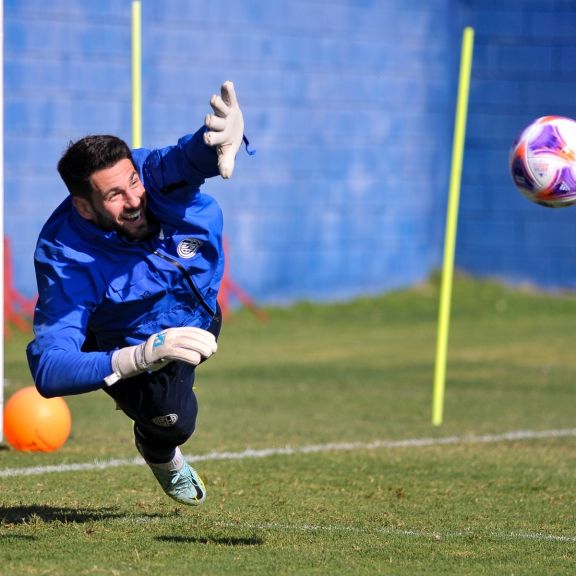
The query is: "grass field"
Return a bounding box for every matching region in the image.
[1,275,575,575]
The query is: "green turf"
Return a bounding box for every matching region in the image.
[1,275,575,575]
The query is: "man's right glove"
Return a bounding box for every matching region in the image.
[104,327,218,386]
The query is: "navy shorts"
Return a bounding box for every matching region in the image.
[105,306,222,462]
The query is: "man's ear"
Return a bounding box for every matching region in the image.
[72,196,95,221]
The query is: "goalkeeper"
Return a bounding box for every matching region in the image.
[26,81,246,507]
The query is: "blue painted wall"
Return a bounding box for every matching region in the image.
[5,0,576,303]
[457,0,576,290]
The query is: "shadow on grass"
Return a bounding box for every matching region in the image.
[157,534,264,546]
[0,504,130,524]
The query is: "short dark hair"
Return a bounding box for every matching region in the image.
[57,135,134,198]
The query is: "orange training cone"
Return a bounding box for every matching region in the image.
[3,386,71,452]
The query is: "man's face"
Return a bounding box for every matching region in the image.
[73,158,150,241]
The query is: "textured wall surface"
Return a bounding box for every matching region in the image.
[457,0,576,290]
[5,0,134,298]
[5,0,576,304]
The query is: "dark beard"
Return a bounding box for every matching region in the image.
[90,207,153,241]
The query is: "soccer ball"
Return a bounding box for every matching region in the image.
[509,115,576,208]
[3,386,71,452]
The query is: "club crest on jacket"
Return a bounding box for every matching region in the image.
[177,238,203,258]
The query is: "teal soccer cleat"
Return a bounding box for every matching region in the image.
[147,461,206,506]
[136,442,206,506]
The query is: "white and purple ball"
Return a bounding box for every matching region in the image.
[509,115,576,208]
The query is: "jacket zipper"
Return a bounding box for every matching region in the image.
[151,249,216,319]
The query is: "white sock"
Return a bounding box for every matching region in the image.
[147,447,185,471]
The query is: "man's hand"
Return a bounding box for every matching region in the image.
[203,81,244,179]
[104,327,218,386]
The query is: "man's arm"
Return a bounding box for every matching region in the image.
[27,290,218,397]
[137,128,219,196]
[27,339,114,398]
[138,81,245,194]
[27,245,218,397]
[26,252,115,397]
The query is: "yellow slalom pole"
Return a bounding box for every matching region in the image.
[432,27,474,426]
[131,0,142,148]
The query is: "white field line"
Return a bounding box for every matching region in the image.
[116,518,576,544]
[0,427,575,479]
[117,516,576,544]
[214,521,576,544]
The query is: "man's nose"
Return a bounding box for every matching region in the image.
[125,188,142,208]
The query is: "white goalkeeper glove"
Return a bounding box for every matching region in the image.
[203,80,244,179]
[104,327,218,386]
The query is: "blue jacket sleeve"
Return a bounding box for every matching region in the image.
[137,126,220,194]
[26,246,113,398]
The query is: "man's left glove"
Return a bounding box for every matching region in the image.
[104,327,218,386]
[203,80,244,179]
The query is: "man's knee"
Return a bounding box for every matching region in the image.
[146,409,197,444]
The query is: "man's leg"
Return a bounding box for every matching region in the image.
[105,307,222,505]
[105,361,205,505]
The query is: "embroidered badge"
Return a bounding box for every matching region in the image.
[177,238,203,259]
[151,414,179,427]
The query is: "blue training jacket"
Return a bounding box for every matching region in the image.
[26,127,224,398]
